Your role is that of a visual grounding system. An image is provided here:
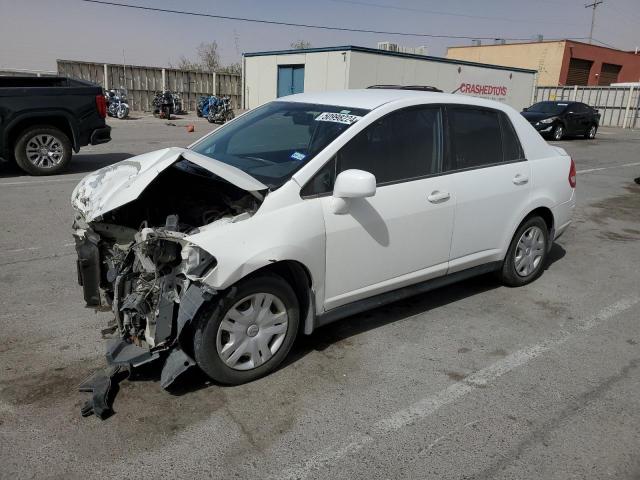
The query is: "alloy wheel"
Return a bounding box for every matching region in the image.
[514,226,545,277]
[25,134,65,169]
[216,293,289,371]
[588,125,596,139]
[554,126,563,141]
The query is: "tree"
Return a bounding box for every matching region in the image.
[218,62,242,75]
[196,41,221,72]
[171,41,241,74]
[290,40,312,50]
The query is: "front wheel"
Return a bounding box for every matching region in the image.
[13,125,72,175]
[117,105,129,119]
[552,124,564,141]
[499,216,549,287]
[193,274,300,385]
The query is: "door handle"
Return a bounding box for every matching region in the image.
[512,174,529,185]
[427,190,450,203]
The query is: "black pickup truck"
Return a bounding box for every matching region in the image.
[0,76,111,175]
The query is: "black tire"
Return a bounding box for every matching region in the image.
[584,124,597,139]
[499,216,549,287]
[13,125,72,176]
[193,274,300,385]
[552,124,564,141]
[164,107,171,120]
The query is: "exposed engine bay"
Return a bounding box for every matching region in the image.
[73,158,262,400]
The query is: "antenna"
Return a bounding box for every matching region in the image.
[585,1,603,44]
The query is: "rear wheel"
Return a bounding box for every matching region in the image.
[499,216,549,287]
[193,274,299,385]
[13,125,72,175]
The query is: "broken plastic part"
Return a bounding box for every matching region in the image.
[160,348,197,389]
[79,365,130,420]
[105,337,160,368]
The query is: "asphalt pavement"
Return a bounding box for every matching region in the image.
[1,116,639,479]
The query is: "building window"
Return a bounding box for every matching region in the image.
[598,63,622,86]
[566,58,593,86]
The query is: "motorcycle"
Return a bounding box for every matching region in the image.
[105,88,130,119]
[171,92,186,115]
[152,90,174,120]
[196,95,209,117]
[207,96,235,124]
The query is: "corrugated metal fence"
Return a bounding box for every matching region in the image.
[56,60,241,112]
[535,85,639,128]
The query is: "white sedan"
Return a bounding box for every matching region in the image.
[71,88,576,386]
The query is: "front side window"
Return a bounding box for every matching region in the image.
[302,106,443,196]
[337,106,443,185]
[448,107,503,170]
[191,101,369,188]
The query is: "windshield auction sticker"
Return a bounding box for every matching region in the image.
[315,112,362,124]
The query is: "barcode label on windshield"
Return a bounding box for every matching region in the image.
[315,112,362,124]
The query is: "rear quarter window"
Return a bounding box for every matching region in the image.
[499,112,525,162]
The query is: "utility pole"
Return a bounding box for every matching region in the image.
[585,1,603,44]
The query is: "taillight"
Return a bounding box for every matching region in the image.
[569,158,576,188]
[96,94,107,118]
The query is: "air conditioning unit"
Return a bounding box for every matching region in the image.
[378,42,400,52]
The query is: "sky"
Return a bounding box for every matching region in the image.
[0,0,639,72]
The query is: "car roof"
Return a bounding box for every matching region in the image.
[535,100,574,105]
[281,89,514,112]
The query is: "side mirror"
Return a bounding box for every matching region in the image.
[522,107,529,112]
[331,169,376,214]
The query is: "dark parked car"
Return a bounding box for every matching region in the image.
[521,101,600,141]
[0,76,111,175]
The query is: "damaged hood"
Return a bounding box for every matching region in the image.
[71,147,267,221]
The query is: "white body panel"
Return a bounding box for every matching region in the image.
[72,90,575,324]
[448,162,532,272]
[320,175,454,309]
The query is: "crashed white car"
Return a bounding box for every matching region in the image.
[72,89,576,386]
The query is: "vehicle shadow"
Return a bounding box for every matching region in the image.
[166,243,566,395]
[287,244,566,367]
[0,152,132,178]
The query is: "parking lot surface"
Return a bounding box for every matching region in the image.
[1,117,639,479]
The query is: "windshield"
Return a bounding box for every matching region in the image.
[191,101,369,188]
[526,102,568,115]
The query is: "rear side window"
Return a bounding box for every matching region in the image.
[337,106,443,184]
[499,112,525,161]
[448,107,503,170]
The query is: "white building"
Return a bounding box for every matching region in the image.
[242,45,537,111]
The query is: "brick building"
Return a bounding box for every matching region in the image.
[447,40,640,86]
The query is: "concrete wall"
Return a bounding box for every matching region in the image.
[447,41,566,86]
[348,50,536,111]
[243,50,349,109]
